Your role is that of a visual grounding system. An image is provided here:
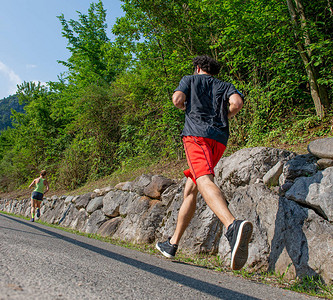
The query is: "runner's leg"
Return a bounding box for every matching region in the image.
[170,178,198,245]
[36,199,41,218]
[196,174,235,229]
[30,198,35,219]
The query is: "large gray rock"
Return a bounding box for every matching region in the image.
[85,209,108,234]
[40,199,67,224]
[73,193,92,210]
[305,167,333,221]
[3,199,12,211]
[115,181,133,191]
[24,205,31,218]
[97,217,123,237]
[64,196,74,204]
[317,158,333,170]
[269,198,333,282]
[216,184,333,283]
[59,205,80,227]
[0,200,4,211]
[86,196,103,214]
[143,175,175,199]
[113,197,166,244]
[1,199,30,218]
[103,190,138,217]
[131,174,152,195]
[70,208,88,231]
[285,167,333,221]
[308,137,333,159]
[92,186,112,197]
[279,154,318,184]
[58,204,79,227]
[263,161,284,187]
[215,147,294,199]
[160,178,186,206]
[7,200,18,214]
[303,210,333,282]
[115,174,152,196]
[218,184,277,270]
[14,199,30,217]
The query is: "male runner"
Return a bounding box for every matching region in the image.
[29,170,49,222]
[156,55,253,270]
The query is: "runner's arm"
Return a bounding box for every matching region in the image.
[228,93,243,119]
[44,180,49,195]
[172,91,186,111]
[28,179,36,189]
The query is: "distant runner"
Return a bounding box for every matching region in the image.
[156,55,253,270]
[29,170,49,222]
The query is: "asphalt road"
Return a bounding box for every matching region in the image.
[0,213,317,300]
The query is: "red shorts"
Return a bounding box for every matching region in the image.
[183,136,226,185]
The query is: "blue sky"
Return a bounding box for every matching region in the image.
[0,0,124,100]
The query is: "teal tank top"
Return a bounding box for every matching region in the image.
[34,178,45,193]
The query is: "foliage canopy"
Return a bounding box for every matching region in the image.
[0,0,332,191]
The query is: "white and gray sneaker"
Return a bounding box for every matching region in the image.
[156,238,178,258]
[225,220,253,270]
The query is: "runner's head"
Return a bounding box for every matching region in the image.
[193,55,221,76]
[40,170,47,177]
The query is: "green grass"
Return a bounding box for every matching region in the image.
[289,276,333,298]
[233,269,333,299]
[241,112,333,154]
[1,210,332,299]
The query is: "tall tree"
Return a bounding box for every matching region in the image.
[286,0,331,118]
[57,0,129,86]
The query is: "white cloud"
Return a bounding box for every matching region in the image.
[0,61,22,97]
[0,62,49,99]
[26,64,37,69]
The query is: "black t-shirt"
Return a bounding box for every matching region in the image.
[175,74,244,146]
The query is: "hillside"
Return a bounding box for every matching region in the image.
[1,125,332,201]
[0,95,25,132]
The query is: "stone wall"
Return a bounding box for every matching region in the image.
[1,141,332,284]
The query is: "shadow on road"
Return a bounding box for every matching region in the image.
[0,225,57,238]
[1,213,260,300]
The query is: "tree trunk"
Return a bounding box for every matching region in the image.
[328,0,333,16]
[286,0,329,119]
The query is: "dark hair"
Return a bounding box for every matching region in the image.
[192,55,221,75]
[40,170,47,177]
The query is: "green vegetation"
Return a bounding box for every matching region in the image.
[1,210,332,298]
[0,0,332,193]
[0,95,24,132]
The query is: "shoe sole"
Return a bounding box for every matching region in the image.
[36,210,40,218]
[231,221,253,270]
[155,243,175,259]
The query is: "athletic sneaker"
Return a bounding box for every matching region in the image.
[30,218,34,222]
[225,220,253,270]
[156,238,178,258]
[36,208,40,218]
